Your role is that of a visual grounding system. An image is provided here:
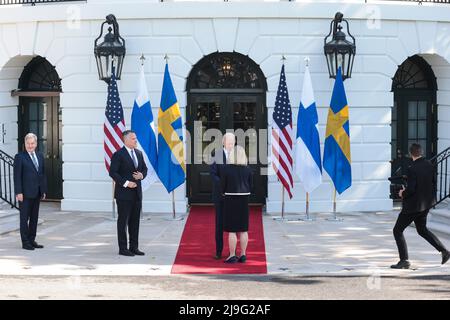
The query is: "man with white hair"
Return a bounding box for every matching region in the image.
[13,133,48,251]
[210,132,235,259]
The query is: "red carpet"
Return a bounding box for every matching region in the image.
[171,205,267,274]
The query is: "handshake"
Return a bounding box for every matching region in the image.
[127,171,144,189]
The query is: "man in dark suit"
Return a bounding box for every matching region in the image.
[14,133,48,250]
[391,143,450,269]
[109,130,147,257]
[210,132,235,259]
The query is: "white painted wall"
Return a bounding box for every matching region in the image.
[0,1,449,213]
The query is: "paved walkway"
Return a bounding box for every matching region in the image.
[0,203,449,277]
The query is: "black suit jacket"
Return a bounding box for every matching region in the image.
[13,151,48,199]
[220,165,253,195]
[109,147,148,201]
[210,150,227,203]
[402,157,437,213]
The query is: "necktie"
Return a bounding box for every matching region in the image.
[31,152,39,171]
[131,150,138,168]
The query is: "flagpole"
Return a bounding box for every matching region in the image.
[327,188,343,222]
[164,189,184,221]
[273,184,286,221]
[333,188,336,217]
[306,192,309,219]
[301,192,314,221]
[172,191,176,219]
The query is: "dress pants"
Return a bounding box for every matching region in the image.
[393,209,447,261]
[19,197,40,245]
[214,199,224,256]
[116,192,141,251]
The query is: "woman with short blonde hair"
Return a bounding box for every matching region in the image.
[220,145,253,264]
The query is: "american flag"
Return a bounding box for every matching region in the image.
[104,69,125,171]
[272,64,294,198]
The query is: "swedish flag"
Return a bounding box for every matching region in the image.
[157,63,186,193]
[323,67,352,194]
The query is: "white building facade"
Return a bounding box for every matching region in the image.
[0,0,449,214]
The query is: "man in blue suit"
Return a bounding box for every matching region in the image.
[13,133,48,250]
[109,130,148,257]
[210,132,235,259]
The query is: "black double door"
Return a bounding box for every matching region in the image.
[187,94,267,204]
[19,96,62,200]
[390,91,436,198]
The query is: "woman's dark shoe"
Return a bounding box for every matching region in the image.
[238,255,247,263]
[224,256,238,263]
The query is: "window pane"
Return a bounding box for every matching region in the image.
[29,121,38,135]
[408,121,417,139]
[418,101,427,119]
[418,121,426,139]
[29,103,38,120]
[408,101,417,120]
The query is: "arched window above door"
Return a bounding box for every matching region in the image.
[187,52,267,91]
[18,56,62,92]
[392,55,437,91]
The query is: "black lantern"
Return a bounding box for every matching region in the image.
[94,14,126,83]
[324,12,356,80]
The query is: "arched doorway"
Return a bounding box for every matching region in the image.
[15,56,63,200]
[391,55,437,199]
[186,52,268,204]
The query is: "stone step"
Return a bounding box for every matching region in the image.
[0,215,43,236]
[0,215,19,235]
[429,209,450,225]
[0,198,19,218]
[427,221,450,238]
[434,200,449,210]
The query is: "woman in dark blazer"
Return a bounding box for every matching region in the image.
[220,145,253,263]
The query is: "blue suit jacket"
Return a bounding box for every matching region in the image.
[109,147,148,201]
[210,150,227,203]
[14,151,48,199]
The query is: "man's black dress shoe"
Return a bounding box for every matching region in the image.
[214,254,222,260]
[31,241,44,249]
[130,248,145,256]
[390,260,410,269]
[22,243,35,251]
[442,250,450,265]
[119,249,135,256]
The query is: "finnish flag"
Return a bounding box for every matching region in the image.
[131,66,159,190]
[295,63,322,193]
